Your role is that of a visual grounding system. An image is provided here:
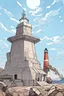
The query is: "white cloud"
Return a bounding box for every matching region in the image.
[33,17,41,22]
[32,24,40,28]
[46,8,61,18]
[32,29,42,34]
[29,7,42,16]
[33,18,38,22]
[36,29,42,33]
[40,36,52,40]
[46,0,61,9]
[45,42,53,45]
[52,36,60,44]
[16,0,22,7]
[3,8,14,18]
[59,15,61,18]
[35,14,42,17]
[60,20,63,22]
[10,26,14,29]
[10,29,16,33]
[16,0,27,11]
[10,17,19,23]
[39,7,61,25]
[46,6,51,9]
[3,8,20,24]
[49,48,57,51]
[23,7,27,11]
[0,39,8,48]
[0,22,8,31]
[40,35,63,45]
[0,22,16,33]
[51,0,60,6]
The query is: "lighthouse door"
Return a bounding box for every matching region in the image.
[36,73,42,81]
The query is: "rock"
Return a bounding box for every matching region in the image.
[0,89,5,96]
[0,83,64,96]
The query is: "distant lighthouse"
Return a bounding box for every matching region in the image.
[43,48,49,73]
[43,48,52,83]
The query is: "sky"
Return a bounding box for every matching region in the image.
[0,0,64,79]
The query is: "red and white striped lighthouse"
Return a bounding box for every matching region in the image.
[43,48,49,73]
[43,48,52,83]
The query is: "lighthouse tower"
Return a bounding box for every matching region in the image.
[43,48,52,83]
[0,12,45,86]
[43,48,49,73]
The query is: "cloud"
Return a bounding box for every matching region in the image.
[33,17,41,22]
[46,6,51,9]
[29,7,42,16]
[10,17,19,23]
[23,7,27,11]
[3,8,19,24]
[49,48,57,51]
[46,8,61,18]
[44,42,53,45]
[33,29,42,33]
[10,26,16,33]
[0,22,8,31]
[10,26,14,29]
[46,0,61,9]
[0,22,16,33]
[36,29,42,33]
[52,36,60,43]
[16,0,22,7]
[32,24,40,28]
[40,36,62,45]
[3,8,14,18]
[10,29,16,33]
[60,20,63,22]
[16,0,27,11]
[0,39,8,48]
[59,15,61,18]
[39,7,61,25]
[40,36,52,40]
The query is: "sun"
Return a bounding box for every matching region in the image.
[26,0,40,9]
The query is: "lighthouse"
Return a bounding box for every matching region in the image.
[0,12,45,86]
[43,48,52,83]
[43,48,49,73]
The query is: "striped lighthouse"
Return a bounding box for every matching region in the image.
[43,48,49,73]
[43,48,52,83]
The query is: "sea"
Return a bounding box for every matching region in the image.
[52,78,64,84]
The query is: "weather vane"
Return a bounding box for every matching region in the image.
[22,10,26,18]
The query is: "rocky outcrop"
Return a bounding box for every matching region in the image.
[0,82,64,96]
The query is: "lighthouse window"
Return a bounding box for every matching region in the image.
[14,74,17,79]
[37,78,39,81]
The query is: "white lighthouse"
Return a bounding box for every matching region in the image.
[0,12,45,86]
